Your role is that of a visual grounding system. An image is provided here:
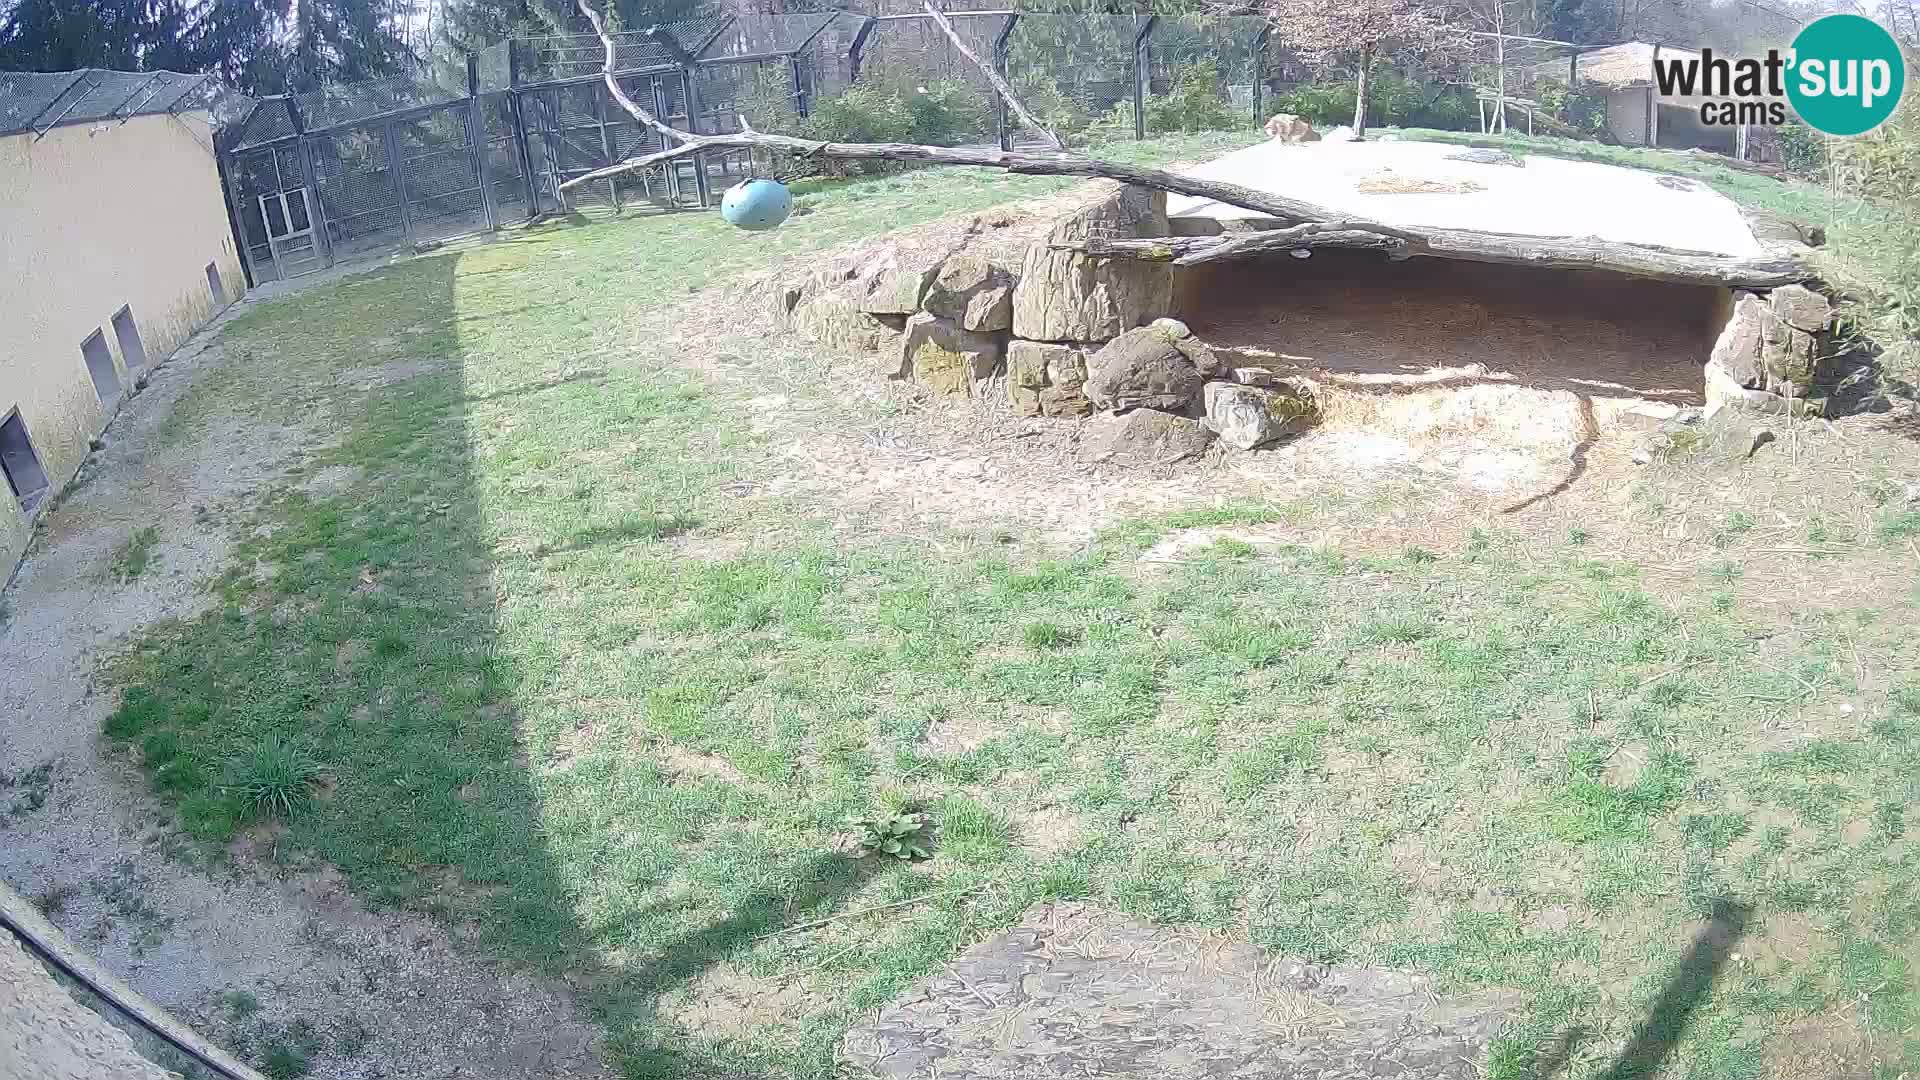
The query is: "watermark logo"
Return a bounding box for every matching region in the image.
[1786,14,1905,136]
[1650,15,1906,137]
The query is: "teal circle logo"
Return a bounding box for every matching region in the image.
[1787,14,1906,136]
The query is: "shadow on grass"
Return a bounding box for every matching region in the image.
[1598,898,1753,1080]
[99,247,873,1079]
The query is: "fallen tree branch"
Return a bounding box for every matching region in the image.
[564,0,1815,290]
[922,2,1063,151]
[1076,227,1812,287]
[578,0,686,146]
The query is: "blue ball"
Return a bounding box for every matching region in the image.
[720,178,792,231]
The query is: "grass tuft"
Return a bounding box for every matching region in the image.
[221,737,323,821]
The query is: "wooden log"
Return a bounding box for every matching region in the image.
[1077,228,1813,288]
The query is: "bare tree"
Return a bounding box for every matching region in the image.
[1263,0,1458,136]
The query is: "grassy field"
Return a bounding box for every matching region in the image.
[102,128,1920,1079]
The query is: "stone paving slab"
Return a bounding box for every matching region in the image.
[843,903,1522,1079]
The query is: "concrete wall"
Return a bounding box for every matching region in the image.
[0,111,243,579]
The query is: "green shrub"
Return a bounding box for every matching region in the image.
[905,81,991,145]
[1269,72,1475,132]
[1144,63,1238,134]
[1534,77,1611,140]
[803,83,915,144]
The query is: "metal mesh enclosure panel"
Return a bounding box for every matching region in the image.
[697,13,838,60]
[802,15,861,99]
[693,59,793,134]
[394,106,485,230]
[0,71,86,133]
[520,18,723,83]
[475,41,514,93]
[860,13,1009,105]
[1,68,248,138]
[477,92,529,216]
[297,70,463,129]
[312,125,407,252]
[1008,15,1143,134]
[1147,16,1268,119]
[229,99,299,149]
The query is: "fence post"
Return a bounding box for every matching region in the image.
[1133,16,1158,141]
[507,42,540,221]
[1645,43,1659,146]
[595,81,621,209]
[468,53,499,231]
[848,16,877,84]
[682,65,711,207]
[382,119,416,246]
[1251,25,1271,125]
[994,14,1018,151]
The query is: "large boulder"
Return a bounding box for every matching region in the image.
[1769,283,1832,332]
[853,247,944,315]
[1006,340,1092,418]
[1710,287,1831,402]
[792,293,908,373]
[1076,409,1215,465]
[1084,326,1202,413]
[901,313,1004,396]
[1264,113,1321,142]
[1012,186,1173,343]
[1202,380,1318,450]
[923,253,1014,332]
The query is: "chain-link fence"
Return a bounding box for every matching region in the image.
[214,12,1292,284]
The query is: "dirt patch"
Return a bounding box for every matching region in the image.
[655,742,751,786]
[1018,805,1085,855]
[659,961,816,1037]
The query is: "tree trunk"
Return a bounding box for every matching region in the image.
[1352,48,1371,137]
[1071,229,1814,288]
[1493,9,1506,134]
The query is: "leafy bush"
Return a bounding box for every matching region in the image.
[1269,72,1475,132]
[1826,92,1920,386]
[1144,63,1239,134]
[1773,121,1827,177]
[1534,77,1611,141]
[789,74,991,176]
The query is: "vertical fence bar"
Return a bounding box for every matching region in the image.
[595,84,620,209]
[468,54,499,231]
[653,76,678,204]
[507,41,540,221]
[682,66,710,207]
[382,119,416,245]
[1133,16,1158,140]
[1251,26,1271,125]
[1646,44,1660,146]
[994,14,1017,151]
